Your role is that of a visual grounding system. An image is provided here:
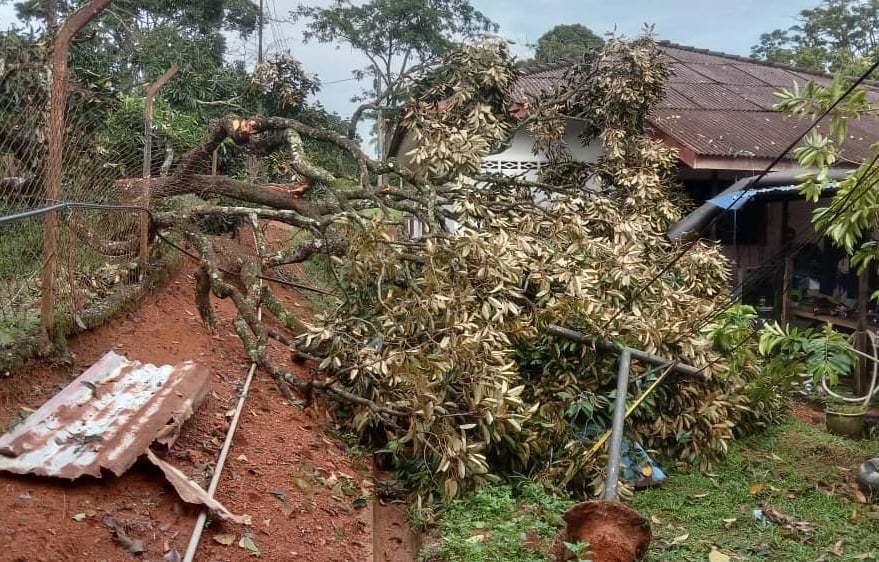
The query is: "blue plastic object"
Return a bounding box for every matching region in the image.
[620,440,666,488]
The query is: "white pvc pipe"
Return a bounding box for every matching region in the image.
[821,330,879,407]
[183,224,263,562]
[181,360,258,562]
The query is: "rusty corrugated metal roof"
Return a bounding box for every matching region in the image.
[514,42,879,163]
[0,351,210,479]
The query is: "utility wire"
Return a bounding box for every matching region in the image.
[597,56,879,334]
[1,201,339,297]
[657,152,879,383]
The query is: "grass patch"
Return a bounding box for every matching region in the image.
[419,483,574,562]
[632,417,879,561]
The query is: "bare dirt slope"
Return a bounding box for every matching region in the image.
[0,247,381,561]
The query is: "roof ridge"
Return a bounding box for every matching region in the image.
[655,40,879,84]
[520,40,879,88]
[519,57,578,76]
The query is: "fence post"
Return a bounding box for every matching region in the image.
[140,64,180,268]
[40,0,114,341]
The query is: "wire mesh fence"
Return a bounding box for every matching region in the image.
[0,211,45,359]
[0,203,150,367]
[0,24,170,370]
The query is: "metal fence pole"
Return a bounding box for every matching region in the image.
[603,348,631,500]
[40,0,114,340]
[140,64,180,268]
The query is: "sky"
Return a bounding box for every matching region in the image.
[0,0,817,121]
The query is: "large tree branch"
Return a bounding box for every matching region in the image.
[116,175,326,216]
[152,204,323,231]
[266,236,346,266]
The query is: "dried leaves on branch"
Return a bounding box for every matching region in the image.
[141,34,779,509]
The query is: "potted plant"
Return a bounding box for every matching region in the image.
[759,322,861,435]
[824,397,868,437]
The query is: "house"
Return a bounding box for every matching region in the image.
[389,40,879,309]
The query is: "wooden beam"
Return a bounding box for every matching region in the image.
[781,201,793,325]
[140,64,180,268]
[40,0,115,341]
[856,265,870,396]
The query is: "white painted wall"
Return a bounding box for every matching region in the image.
[481,119,603,182]
[398,118,603,237]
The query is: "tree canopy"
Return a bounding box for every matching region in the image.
[100,34,779,510]
[534,23,604,63]
[290,0,497,155]
[750,0,879,76]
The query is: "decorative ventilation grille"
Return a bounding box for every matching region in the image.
[481,160,542,173]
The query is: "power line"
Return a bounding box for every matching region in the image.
[596,55,879,335]
[680,153,879,345]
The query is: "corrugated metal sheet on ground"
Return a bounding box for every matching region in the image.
[0,351,210,479]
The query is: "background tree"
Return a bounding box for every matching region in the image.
[290,0,498,158]
[533,23,604,63]
[1,0,359,185]
[750,0,879,77]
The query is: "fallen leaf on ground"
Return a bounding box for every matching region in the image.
[351,496,368,509]
[722,517,737,529]
[71,513,86,522]
[213,534,235,546]
[708,548,730,562]
[671,533,689,544]
[163,547,182,562]
[749,483,763,494]
[293,477,313,494]
[239,535,261,556]
[762,504,816,538]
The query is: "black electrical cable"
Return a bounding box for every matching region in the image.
[596,56,879,334]
[680,150,879,344]
[10,201,340,297]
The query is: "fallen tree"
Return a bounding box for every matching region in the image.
[121,35,783,508]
